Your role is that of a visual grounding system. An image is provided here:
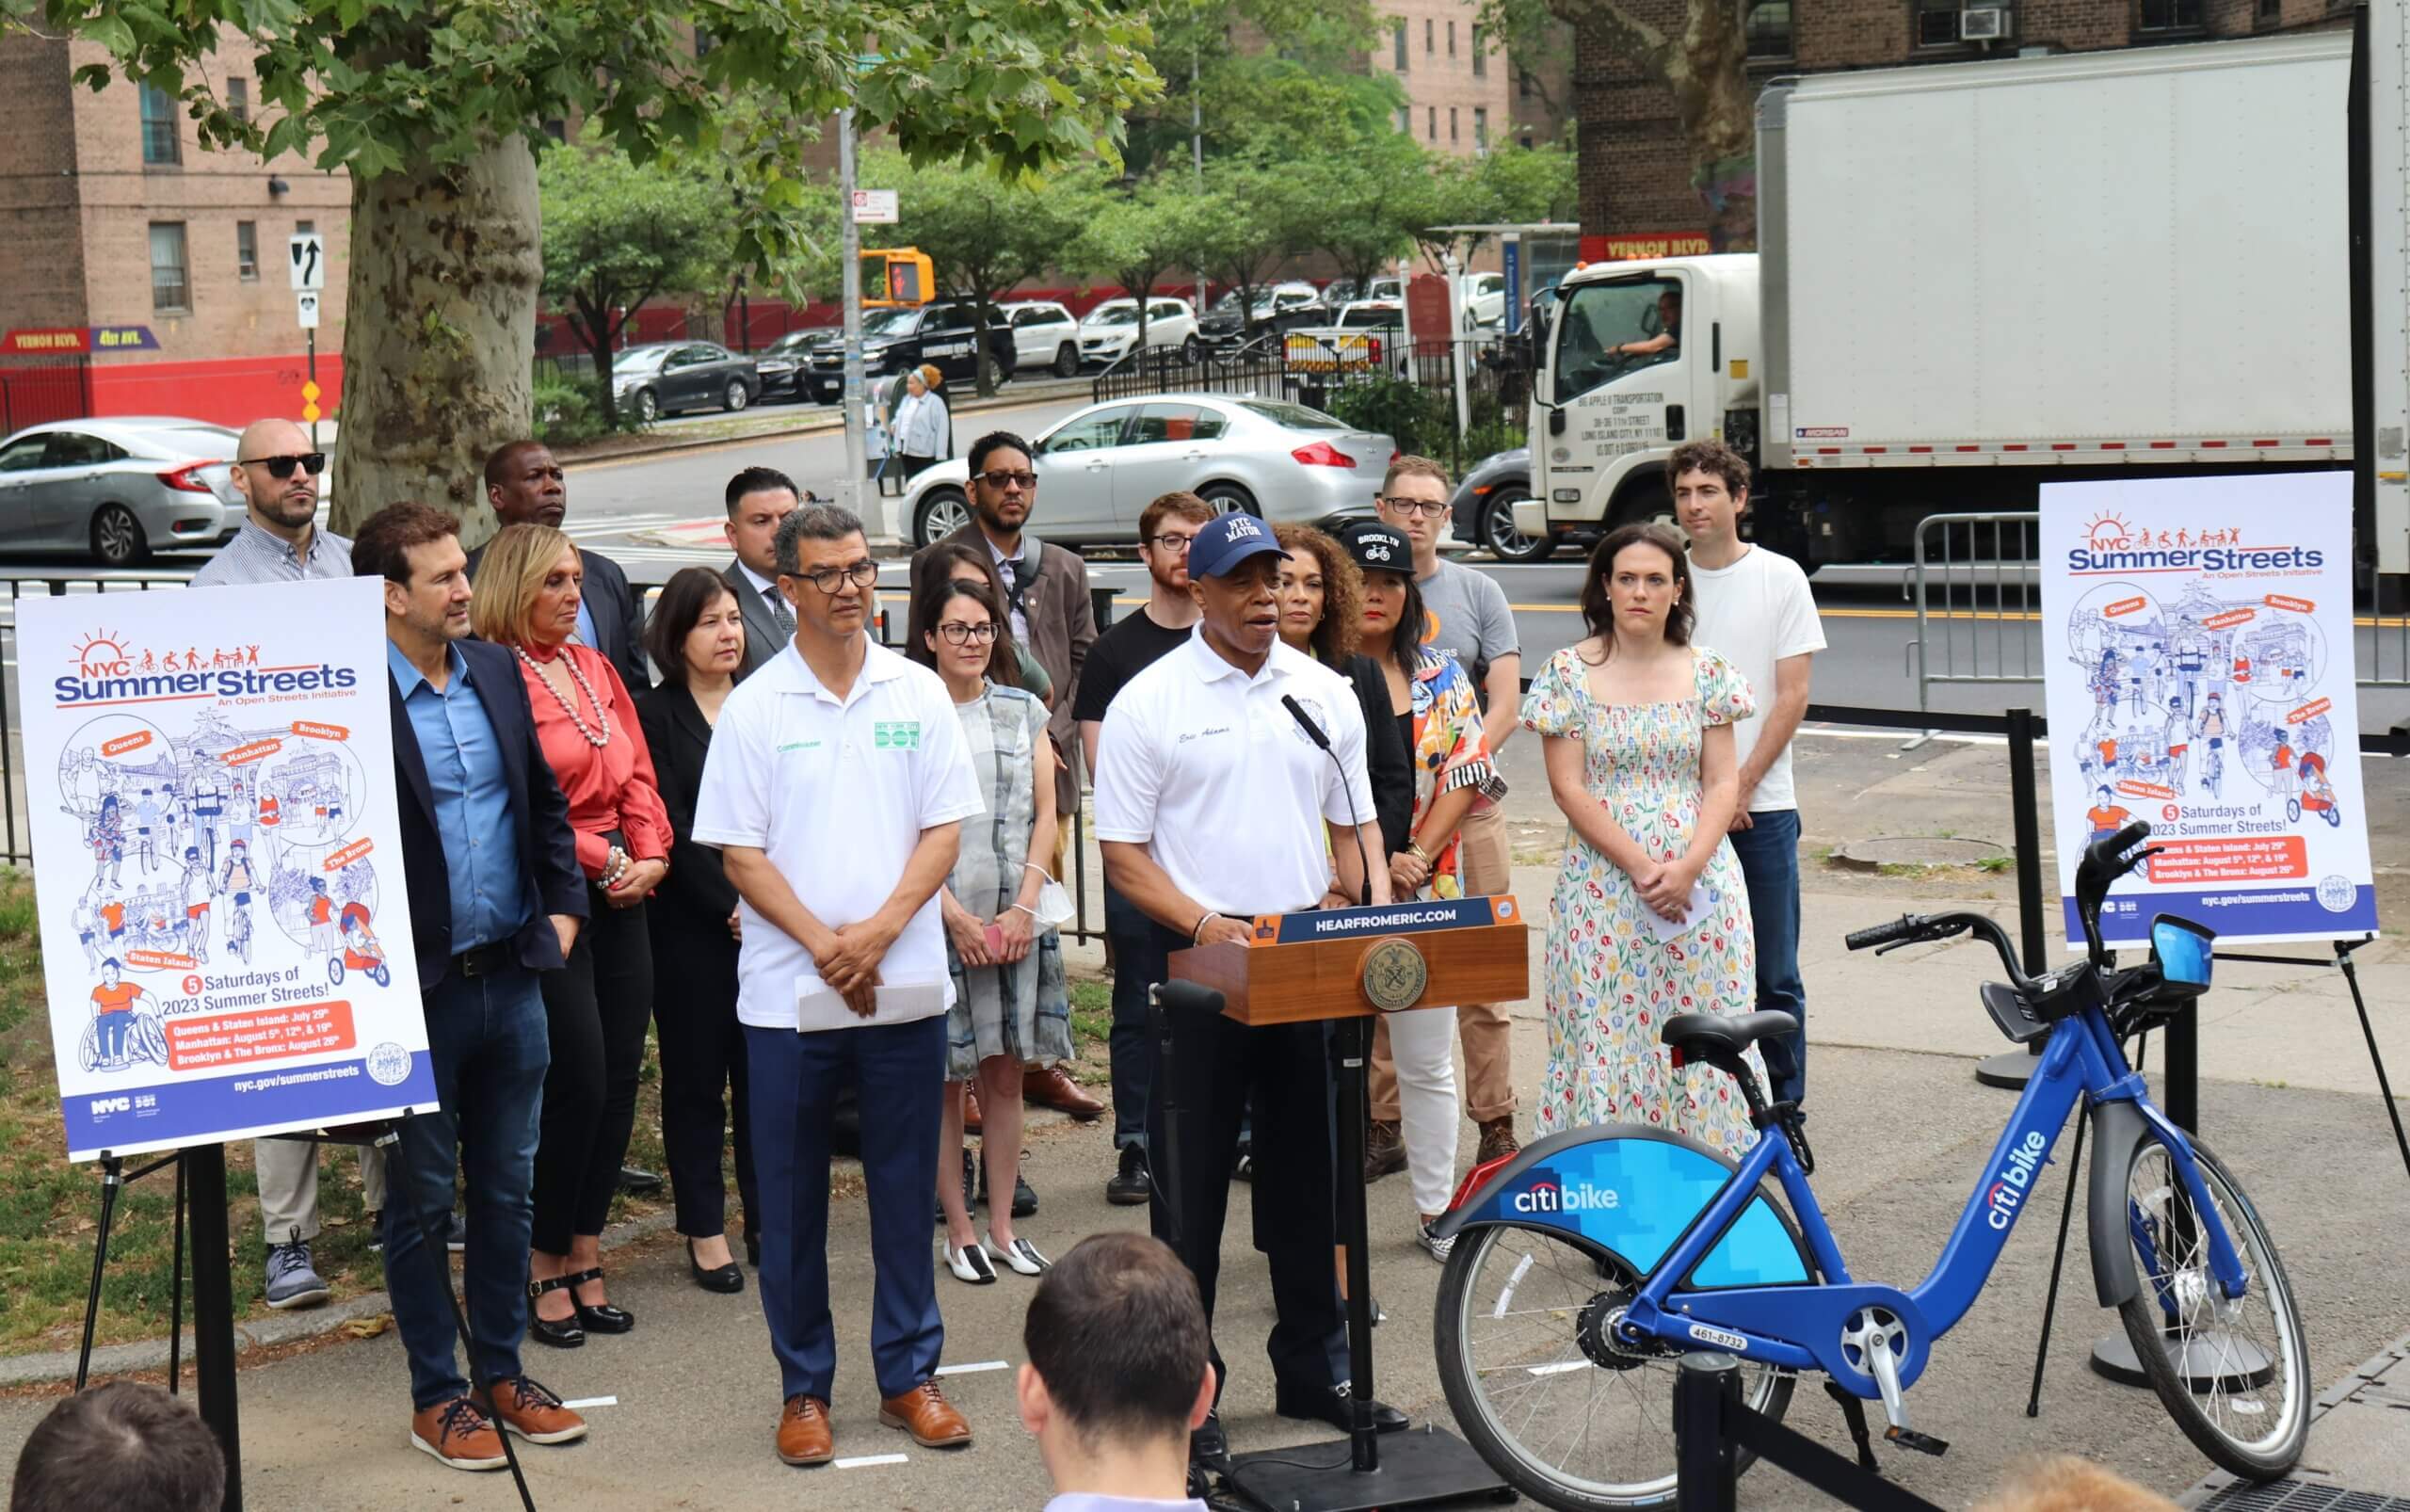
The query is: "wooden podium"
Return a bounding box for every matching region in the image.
[1161,894,1527,1512]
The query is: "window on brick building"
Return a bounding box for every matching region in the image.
[150,223,191,311]
[1746,2,1793,59]
[1915,0,1962,46]
[1448,20,1456,55]
[2254,0,2279,21]
[228,78,249,123]
[1394,19,1408,69]
[236,221,258,281]
[1472,24,1487,76]
[1425,18,1434,53]
[295,218,314,234]
[1427,105,1437,140]
[139,84,181,166]
[1450,106,1459,143]
[1518,67,1535,98]
[1474,106,1488,151]
[1396,105,1411,133]
[2138,0,2205,30]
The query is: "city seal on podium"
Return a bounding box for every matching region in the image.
[1360,937,1428,1013]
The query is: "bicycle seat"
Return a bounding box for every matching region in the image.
[1661,1010,1796,1058]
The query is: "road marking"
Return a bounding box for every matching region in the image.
[935,1359,1010,1376]
[560,1396,618,1409]
[834,1454,909,1469]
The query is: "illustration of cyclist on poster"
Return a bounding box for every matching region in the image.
[20,576,435,1162]
[2040,473,2379,948]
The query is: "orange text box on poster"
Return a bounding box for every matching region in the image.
[2145,836,2307,886]
[166,1001,356,1072]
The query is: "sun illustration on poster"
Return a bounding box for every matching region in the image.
[68,631,128,669]
[2081,512,2133,551]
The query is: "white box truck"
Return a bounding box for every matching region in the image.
[1515,28,2401,573]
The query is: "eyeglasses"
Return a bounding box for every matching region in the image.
[786,560,879,594]
[1378,496,1449,519]
[1147,532,1197,554]
[236,452,328,479]
[936,620,1001,645]
[975,470,1037,491]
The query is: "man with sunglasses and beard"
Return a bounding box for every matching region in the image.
[192,417,371,1312]
[906,431,1101,1126]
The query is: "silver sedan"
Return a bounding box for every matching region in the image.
[0,417,247,566]
[899,393,1395,549]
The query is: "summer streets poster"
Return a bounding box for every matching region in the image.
[2039,473,2380,950]
[21,577,435,1161]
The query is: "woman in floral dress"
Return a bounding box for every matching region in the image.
[1518,523,1763,1152]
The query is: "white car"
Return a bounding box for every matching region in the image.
[1461,271,1507,329]
[996,300,1083,378]
[1080,297,1201,367]
[898,392,1394,549]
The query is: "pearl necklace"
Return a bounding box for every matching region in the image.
[517,645,612,748]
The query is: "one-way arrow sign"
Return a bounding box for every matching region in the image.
[289,233,325,292]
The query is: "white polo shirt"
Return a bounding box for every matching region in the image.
[692,638,985,1031]
[1092,631,1377,917]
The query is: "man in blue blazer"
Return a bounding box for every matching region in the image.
[470,440,651,693]
[355,502,592,1473]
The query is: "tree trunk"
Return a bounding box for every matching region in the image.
[1673,1,1755,251]
[334,136,540,542]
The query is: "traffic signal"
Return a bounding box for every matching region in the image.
[862,248,933,309]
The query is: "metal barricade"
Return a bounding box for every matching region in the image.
[1909,511,2043,737]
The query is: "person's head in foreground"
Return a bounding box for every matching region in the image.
[1972,1454,2177,1512]
[1019,1232,1214,1504]
[10,1380,226,1512]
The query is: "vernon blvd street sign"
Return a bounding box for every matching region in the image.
[851,188,898,223]
[288,233,325,292]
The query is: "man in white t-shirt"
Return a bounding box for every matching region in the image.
[1092,511,1405,1465]
[692,503,987,1467]
[1676,440,1825,1109]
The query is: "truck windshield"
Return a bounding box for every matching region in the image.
[1553,277,1682,401]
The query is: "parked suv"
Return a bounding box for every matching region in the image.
[1080,298,1200,366]
[1197,281,1326,350]
[997,301,1083,378]
[802,300,1018,403]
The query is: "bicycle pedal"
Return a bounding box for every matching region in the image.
[1883,1425,1950,1457]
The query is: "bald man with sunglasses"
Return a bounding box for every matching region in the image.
[192,418,365,1311]
[194,419,348,588]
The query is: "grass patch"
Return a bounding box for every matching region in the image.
[1067,973,1112,1088]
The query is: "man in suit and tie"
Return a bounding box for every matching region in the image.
[724,466,804,676]
[354,501,593,1472]
[471,441,651,693]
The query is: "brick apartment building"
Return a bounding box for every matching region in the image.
[1374,0,1574,156]
[0,28,351,427]
[1577,0,2356,258]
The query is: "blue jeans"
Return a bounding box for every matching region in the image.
[747,1015,945,1403]
[380,968,549,1410]
[1728,809,1807,1107]
[98,1013,130,1063]
[1104,884,1168,1151]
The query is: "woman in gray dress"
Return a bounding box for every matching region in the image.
[909,572,1070,1284]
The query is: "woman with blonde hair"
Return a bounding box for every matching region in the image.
[890,363,951,479]
[472,523,673,1348]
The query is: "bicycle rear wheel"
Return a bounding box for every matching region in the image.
[1435,1223,1799,1511]
[2116,1134,2307,1480]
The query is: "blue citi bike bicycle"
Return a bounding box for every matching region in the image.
[1429,821,2307,1508]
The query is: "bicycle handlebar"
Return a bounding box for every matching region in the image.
[1845,910,2032,989]
[1843,917,1920,951]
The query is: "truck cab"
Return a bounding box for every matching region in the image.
[1513,255,1760,546]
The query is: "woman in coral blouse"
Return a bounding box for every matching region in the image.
[473,523,672,1349]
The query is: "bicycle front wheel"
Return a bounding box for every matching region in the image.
[1435,1223,1798,1511]
[2116,1134,2308,1480]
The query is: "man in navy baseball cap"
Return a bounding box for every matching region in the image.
[1185,511,1290,582]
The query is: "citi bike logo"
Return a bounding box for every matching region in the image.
[1513,1176,1621,1214]
[1984,1130,2047,1230]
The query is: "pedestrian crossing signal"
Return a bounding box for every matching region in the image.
[862,248,932,309]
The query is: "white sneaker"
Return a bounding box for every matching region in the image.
[944,1242,997,1284]
[984,1232,1051,1277]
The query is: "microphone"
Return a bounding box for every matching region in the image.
[1283,694,1374,909]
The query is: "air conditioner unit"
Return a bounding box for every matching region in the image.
[1960,6,2012,40]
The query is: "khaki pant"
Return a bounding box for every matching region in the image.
[1371,803,1517,1123]
[255,1135,386,1246]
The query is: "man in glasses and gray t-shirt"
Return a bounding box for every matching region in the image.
[192,416,362,1314]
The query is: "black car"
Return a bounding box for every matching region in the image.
[751,330,818,401]
[803,301,1018,404]
[609,342,762,422]
[1197,282,1327,351]
[1450,446,1558,564]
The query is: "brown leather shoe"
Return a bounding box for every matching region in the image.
[880,1379,973,1448]
[777,1395,834,1466]
[963,1086,984,1134]
[410,1396,507,1472]
[1023,1064,1106,1119]
[1476,1116,1521,1166]
[474,1375,587,1444]
[1363,1118,1406,1182]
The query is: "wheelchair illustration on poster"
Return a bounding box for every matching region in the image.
[79,959,169,1073]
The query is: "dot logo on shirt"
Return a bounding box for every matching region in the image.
[873,721,922,750]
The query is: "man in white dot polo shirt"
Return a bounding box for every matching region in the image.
[692,503,987,1466]
[1091,511,1406,1464]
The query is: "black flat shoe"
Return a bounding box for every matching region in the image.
[565,1267,635,1333]
[1273,1381,1407,1434]
[526,1275,585,1348]
[687,1239,744,1295]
